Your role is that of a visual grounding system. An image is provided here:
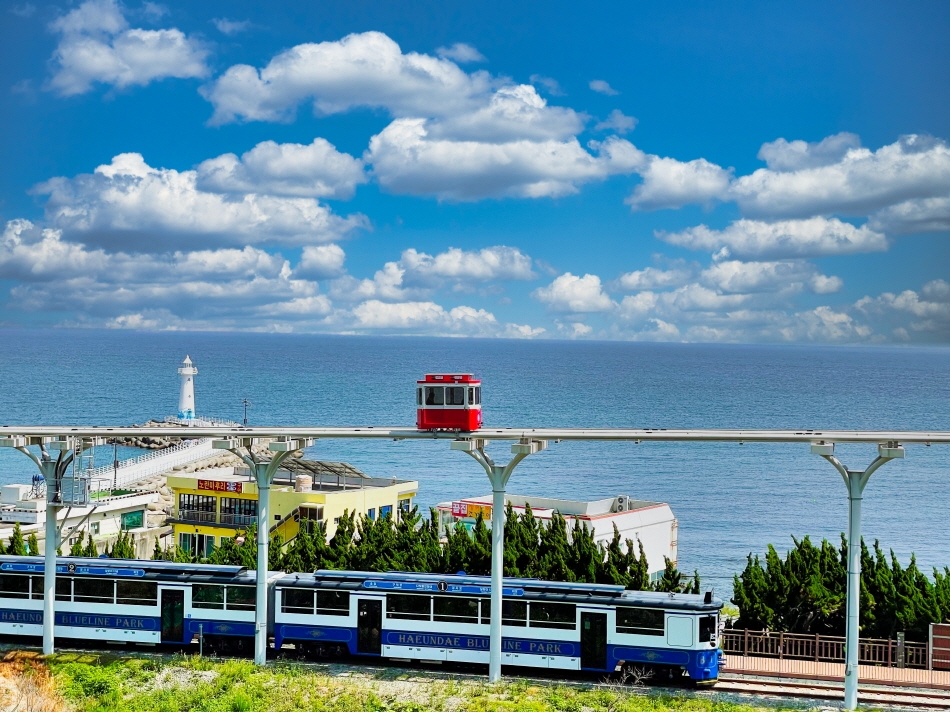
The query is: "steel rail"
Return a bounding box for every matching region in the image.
[1,425,950,443]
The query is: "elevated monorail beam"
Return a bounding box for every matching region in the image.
[2,426,950,443]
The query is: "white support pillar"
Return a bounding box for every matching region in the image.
[812,441,904,710]
[213,437,311,666]
[452,438,545,682]
[43,492,59,655]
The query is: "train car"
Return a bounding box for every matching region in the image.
[274,570,723,683]
[416,374,482,431]
[0,555,278,651]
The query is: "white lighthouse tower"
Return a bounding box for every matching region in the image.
[177,355,198,421]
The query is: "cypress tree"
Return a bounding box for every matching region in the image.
[655,556,682,593]
[110,530,135,559]
[600,523,629,586]
[566,518,598,583]
[7,523,27,556]
[27,532,39,556]
[502,502,523,577]
[327,511,356,569]
[419,509,445,573]
[269,530,286,571]
[151,538,164,560]
[82,533,98,557]
[468,513,492,576]
[68,537,84,557]
[392,507,424,572]
[626,539,651,591]
[444,520,472,574]
[207,535,241,565]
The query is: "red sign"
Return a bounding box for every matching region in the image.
[451,501,468,516]
[197,480,243,494]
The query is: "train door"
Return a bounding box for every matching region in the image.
[160,589,185,644]
[357,599,382,655]
[580,612,607,670]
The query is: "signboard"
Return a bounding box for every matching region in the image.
[451,502,492,520]
[363,579,523,596]
[197,480,243,494]
[0,562,145,577]
[121,510,144,530]
[0,511,39,524]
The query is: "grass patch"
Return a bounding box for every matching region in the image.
[0,652,798,712]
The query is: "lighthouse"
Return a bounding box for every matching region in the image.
[177,355,198,420]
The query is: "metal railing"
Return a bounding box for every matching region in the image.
[722,628,929,668]
[220,513,257,527]
[177,509,217,524]
[87,438,215,491]
[164,416,242,427]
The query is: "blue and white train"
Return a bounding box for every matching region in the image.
[0,556,723,683]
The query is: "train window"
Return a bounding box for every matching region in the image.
[446,387,465,405]
[699,615,717,642]
[417,388,422,405]
[117,581,158,606]
[227,586,256,611]
[55,578,72,602]
[480,599,527,626]
[468,387,474,405]
[30,577,44,600]
[74,577,115,603]
[386,593,431,620]
[434,596,478,624]
[192,584,224,609]
[475,387,480,405]
[529,602,576,629]
[616,607,665,635]
[424,387,444,406]
[282,589,314,614]
[0,574,29,599]
[316,591,350,616]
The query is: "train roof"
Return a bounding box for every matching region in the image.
[0,555,254,584]
[276,569,723,611]
[418,374,479,383]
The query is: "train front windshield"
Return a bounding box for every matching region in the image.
[422,386,478,406]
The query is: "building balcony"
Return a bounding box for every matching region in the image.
[178,509,217,524]
[220,513,257,527]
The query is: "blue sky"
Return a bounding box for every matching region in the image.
[1,0,948,342]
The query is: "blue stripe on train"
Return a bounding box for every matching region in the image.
[607,645,720,679]
[186,619,256,640]
[274,624,353,649]
[0,608,160,631]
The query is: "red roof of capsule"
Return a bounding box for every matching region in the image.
[418,373,480,384]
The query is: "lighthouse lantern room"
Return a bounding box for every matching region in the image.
[416,373,482,431]
[177,355,198,421]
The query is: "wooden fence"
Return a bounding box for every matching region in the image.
[722,628,929,668]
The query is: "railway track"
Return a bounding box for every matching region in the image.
[5,641,948,709]
[718,674,950,709]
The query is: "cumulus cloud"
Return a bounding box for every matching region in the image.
[594,109,637,134]
[201,31,491,125]
[529,74,565,96]
[614,265,694,292]
[196,138,367,199]
[435,42,485,63]
[659,217,888,259]
[533,273,615,313]
[757,132,861,172]
[368,122,644,200]
[295,244,346,279]
[733,134,950,219]
[869,196,950,235]
[34,153,367,251]
[47,0,209,96]
[626,156,733,210]
[855,279,950,337]
[589,79,618,95]
[700,260,842,295]
[351,299,498,334]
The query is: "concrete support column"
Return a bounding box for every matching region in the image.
[43,498,58,655]
[254,464,270,666]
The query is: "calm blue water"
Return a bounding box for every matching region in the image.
[1,328,948,595]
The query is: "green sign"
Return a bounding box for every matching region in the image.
[121,510,144,530]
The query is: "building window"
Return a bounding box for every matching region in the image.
[179,494,216,523]
[220,497,257,527]
[90,522,100,535]
[398,498,412,519]
[367,508,376,521]
[380,505,393,519]
[178,533,215,558]
[121,510,144,530]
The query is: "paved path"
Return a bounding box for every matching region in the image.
[724,654,950,690]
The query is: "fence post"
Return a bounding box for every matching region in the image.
[779,632,784,660]
[888,638,892,667]
[897,632,905,669]
[929,623,934,671]
[815,633,820,662]
[744,628,749,657]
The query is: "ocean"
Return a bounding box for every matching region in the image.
[1,328,948,596]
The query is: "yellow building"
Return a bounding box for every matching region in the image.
[167,460,417,557]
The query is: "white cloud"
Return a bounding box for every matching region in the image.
[855,279,950,336]
[757,132,861,172]
[295,244,346,279]
[196,138,367,199]
[626,156,733,210]
[367,120,644,200]
[529,74,565,96]
[533,273,615,313]
[659,217,888,259]
[630,318,680,342]
[595,109,637,134]
[504,323,546,338]
[351,299,499,334]
[34,153,367,251]
[47,0,209,96]
[733,134,950,218]
[869,196,950,234]
[201,31,491,125]
[399,246,535,285]
[700,260,842,295]
[614,265,694,291]
[435,43,485,63]
[589,79,618,95]
[213,18,251,35]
